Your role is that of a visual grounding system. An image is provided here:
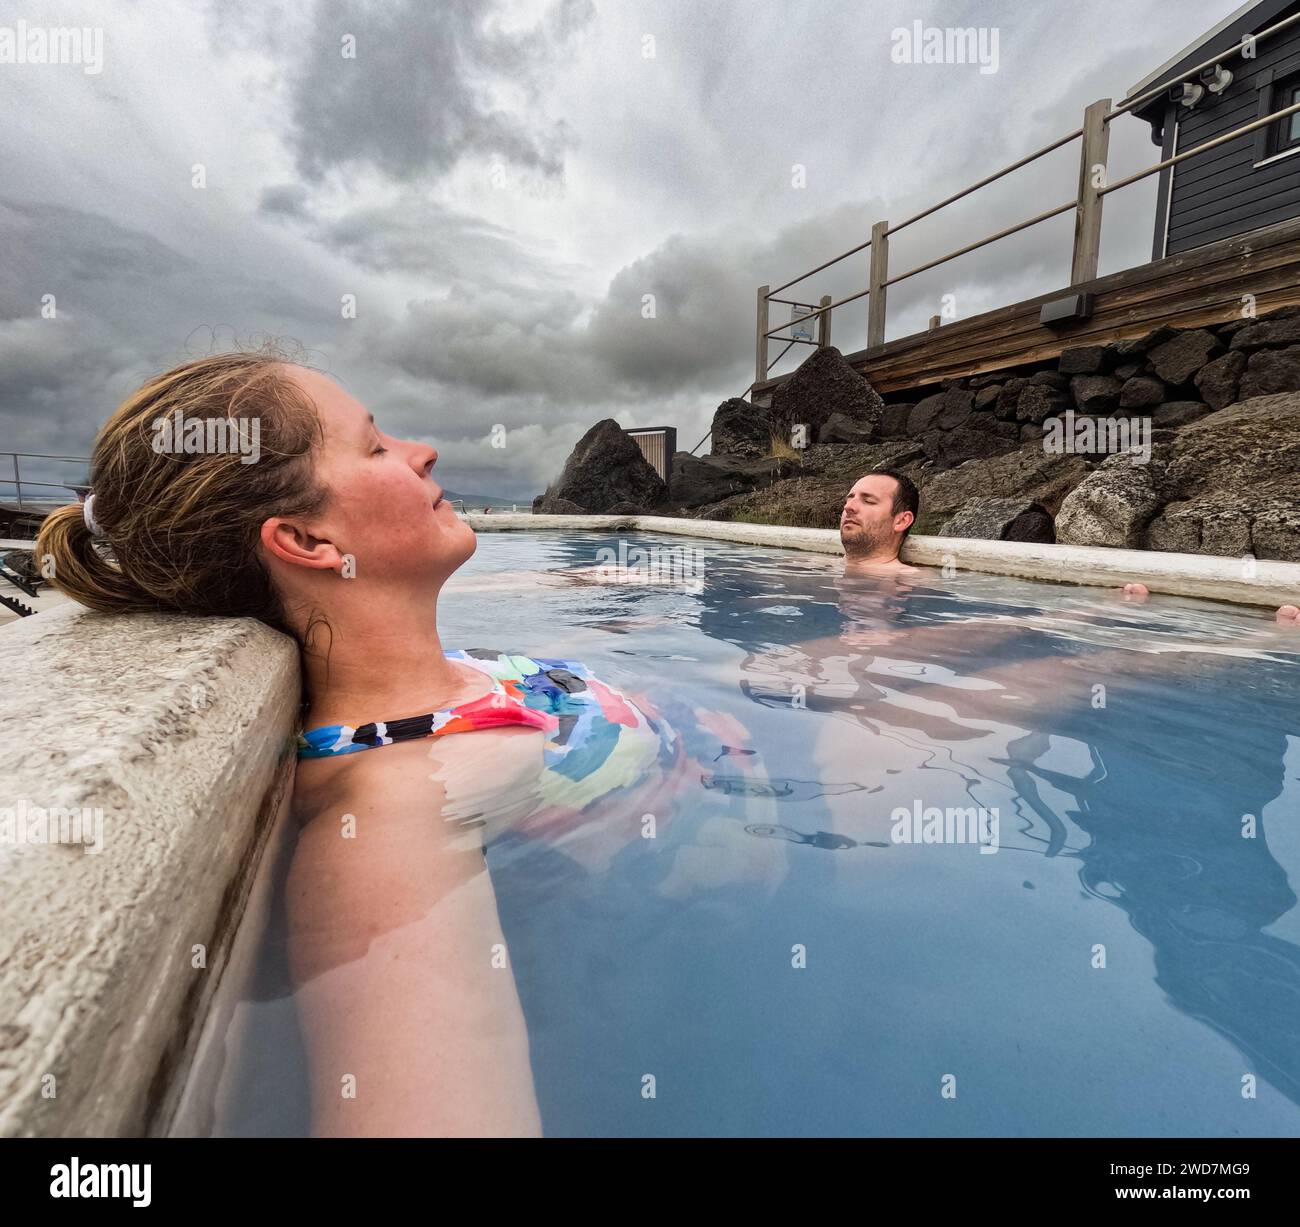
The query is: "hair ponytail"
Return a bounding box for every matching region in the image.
[36,502,164,615]
[33,349,327,635]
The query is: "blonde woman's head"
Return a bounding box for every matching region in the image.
[36,350,474,640]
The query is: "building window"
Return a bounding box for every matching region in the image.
[1270,73,1300,155]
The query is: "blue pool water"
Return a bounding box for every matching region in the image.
[207,530,1300,1137]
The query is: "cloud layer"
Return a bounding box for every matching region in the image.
[0,0,1232,500]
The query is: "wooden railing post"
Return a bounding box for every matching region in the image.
[867,220,889,349]
[817,294,832,348]
[1071,98,1112,285]
[755,284,770,386]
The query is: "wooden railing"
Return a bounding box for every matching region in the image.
[755,9,1300,386]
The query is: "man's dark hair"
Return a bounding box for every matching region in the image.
[872,468,920,537]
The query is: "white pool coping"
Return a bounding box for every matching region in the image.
[465,514,1300,609]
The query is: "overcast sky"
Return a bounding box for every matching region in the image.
[1,0,1236,501]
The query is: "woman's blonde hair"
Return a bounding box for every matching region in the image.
[36,350,328,635]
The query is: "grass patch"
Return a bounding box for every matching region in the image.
[765,434,802,461]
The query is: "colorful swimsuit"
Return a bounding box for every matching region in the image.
[297,649,695,836]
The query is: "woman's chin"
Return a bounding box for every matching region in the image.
[451,517,477,562]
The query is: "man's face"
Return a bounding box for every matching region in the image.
[840,474,909,555]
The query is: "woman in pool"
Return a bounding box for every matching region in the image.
[36,351,781,1137]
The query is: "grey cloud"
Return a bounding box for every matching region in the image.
[260,189,574,292]
[258,183,312,219]
[284,0,593,183]
[0,198,329,462]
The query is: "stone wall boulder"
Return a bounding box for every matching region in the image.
[1111,325,1177,359]
[1147,329,1223,385]
[1071,374,1123,413]
[1193,351,1246,410]
[1058,346,1111,375]
[1017,384,1070,423]
[876,403,915,437]
[994,377,1029,419]
[1143,391,1300,560]
[818,412,876,445]
[939,497,1055,543]
[536,418,667,514]
[1118,375,1165,409]
[922,423,1017,468]
[668,453,798,509]
[1228,317,1300,350]
[711,397,774,458]
[1151,401,1213,428]
[767,346,885,443]
[1237,345,1300,400]
[908,392,947,434]
[532,494,588,514]
[1055,451,1166,548]
[915,443,1089,535]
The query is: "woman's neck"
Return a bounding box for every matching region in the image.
[297,588,479,727]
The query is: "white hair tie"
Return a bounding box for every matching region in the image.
[82,493,105,537]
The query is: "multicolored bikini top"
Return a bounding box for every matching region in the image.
[297,649,554,757]
[296,648,687,819]
[295,647,779,856]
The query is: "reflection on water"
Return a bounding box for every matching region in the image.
[205,531,1300,1137]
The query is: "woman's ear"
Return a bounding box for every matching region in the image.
[260,517,346,572]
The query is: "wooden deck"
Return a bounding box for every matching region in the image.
[751,216,1300,401]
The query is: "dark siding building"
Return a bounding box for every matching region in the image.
[1133,0,1300,258]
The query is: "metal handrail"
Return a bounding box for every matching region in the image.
[767,237,873,298]
[878,98,1254,291]
[1100,95,1300,197]
[885,127,1085,237]
[762,127,1085,304]
[0,451,87,460]
[0,452,90,510]
[760,285,872,340]
[884,198,1078,288]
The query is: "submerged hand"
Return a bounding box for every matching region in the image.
[1278,604,1300,626]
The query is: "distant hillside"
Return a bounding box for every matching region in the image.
[441,488,532,510]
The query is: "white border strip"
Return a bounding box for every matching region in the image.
[465,513,1300,609]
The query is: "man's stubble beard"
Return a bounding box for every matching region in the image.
[840,519,898,560]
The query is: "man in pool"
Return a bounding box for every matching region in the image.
[837,467,1299,622]
[839,469,922,575]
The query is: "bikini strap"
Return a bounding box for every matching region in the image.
[297,649,564,759]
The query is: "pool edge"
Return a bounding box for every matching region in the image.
[465,514,1300,609]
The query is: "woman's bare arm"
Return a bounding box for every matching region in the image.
[286,748,542,1137]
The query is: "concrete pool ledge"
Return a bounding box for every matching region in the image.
[0,602,299,1137]
[469,513,1300,609]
